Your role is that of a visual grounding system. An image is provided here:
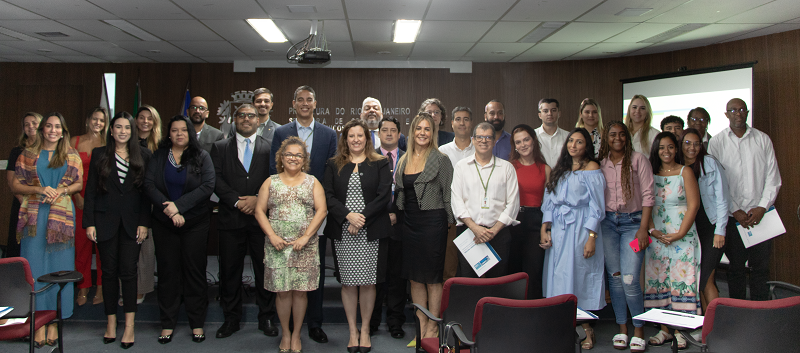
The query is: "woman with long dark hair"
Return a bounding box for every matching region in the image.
[144,115,215,344]
[84,112,152,348]
[12,112,83,346]
[597,121,654,352]
[5,112,41,258]
[323,119,392,352]
[540,128,605,350]
[71,107,109,306]
[644,132,701,349]
[677,128,728,314]
[508,124,550,299]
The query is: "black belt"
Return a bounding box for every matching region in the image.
[519,206,541,213]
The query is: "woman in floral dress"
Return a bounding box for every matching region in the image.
[255,136,327,353]
[644,132,701,349]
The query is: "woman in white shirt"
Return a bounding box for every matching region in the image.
[624,95,660,156]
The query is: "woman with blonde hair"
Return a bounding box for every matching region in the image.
[70,107,109,306]
[5,112,42,258]
[395,112,453,345]
[136,105,162,153]
[576,98,604,158]
[624,95,660,155]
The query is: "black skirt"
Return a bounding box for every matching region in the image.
[400,173,448,284]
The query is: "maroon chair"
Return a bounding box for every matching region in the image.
[681,296,800,352]
[447,295,581,353]
[0,257,82,353]
[414,272,528,353]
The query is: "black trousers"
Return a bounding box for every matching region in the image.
[370,237,408,330]
[97,223,141,315]
[509,207,545,299]
[725,216,772,301]
[305,235,327,328]
[4,199,21,258]
[218,224,275,324]
[456,226,511,278]
[152,216,210,329]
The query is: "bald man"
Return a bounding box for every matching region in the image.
[188,96,224,153]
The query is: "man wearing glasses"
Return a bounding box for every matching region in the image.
[188,96,225,153]
[708,98,782,301]
[450,122,520,278]
[210,104,277,338]
[687,107,712,149]
[535,98,568,167]
[419,98,454,147]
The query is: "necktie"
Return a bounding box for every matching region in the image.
[371,130,377,147]
[244,138,253,172]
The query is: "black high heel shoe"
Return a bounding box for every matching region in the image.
[120,342,134,349]
[157,334,172,344]
[192,333,205,342]
[103,337,116,344]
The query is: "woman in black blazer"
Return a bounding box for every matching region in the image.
[84,112,151,348]
[144,115,215,344]
[323,119,391,352]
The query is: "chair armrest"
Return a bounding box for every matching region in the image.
[411,303,443,322]
[575,326,586,343]
[32,282,56,294]
[767,281,800,299]
[448,323,475,347]
[37,271,83,284]
[679,329,707,351]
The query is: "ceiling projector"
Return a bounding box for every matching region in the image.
[288,20,331,64]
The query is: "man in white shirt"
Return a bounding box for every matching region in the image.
[451,122,520,278]
[534,98,568,167]
[361,97,407,151]
[708,98,781,301]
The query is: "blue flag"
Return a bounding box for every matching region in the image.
[180,81,190,116]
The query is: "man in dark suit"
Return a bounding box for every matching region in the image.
[361,97,407,151]
[211,103,278,338]
[253,87,282,147]
[419,97,455,147]
[188,96,225,153]
[368,116,408,339]
[270,85,337,344]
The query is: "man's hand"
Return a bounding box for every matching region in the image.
[732,209,749,228]
[389,213,397,226]
[746,207,767,227]
[237,196,258,215]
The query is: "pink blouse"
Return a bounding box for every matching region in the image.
[600,151,655,213]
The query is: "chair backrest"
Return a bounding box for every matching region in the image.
[440,272,528,340]
[472,295,578,353]
[702,296,800,351]
[0,257,35,318]
[768,281,800,299]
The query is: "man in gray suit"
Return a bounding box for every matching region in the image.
[253,88,282,147]
[188,96,224,153]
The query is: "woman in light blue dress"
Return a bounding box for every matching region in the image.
[13,113,82,347]
[541,128,606,350]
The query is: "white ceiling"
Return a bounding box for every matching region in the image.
[0,0,799,64]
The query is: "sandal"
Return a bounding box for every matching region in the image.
[76,295,88,306]
[581,327,595,350]
[612,333,628,350]
[630,337,646,353]
[649,330,673,346]
[676,331,687,350]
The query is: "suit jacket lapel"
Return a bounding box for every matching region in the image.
[228,137,247,173]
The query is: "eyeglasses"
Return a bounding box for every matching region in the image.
[689,117,707,122]
[424,110,442,116]
[474,135,493,141]
[726,108,748,114]
[235,112,257,119]
[683,141,701,148]
[189,105,208,112]
[283,152,304,160]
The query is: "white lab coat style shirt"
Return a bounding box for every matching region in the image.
[451,155,520,228]
[439,140,475,169]
[708,125,781,216]
[632,126,660,156]
[535,126,568,168]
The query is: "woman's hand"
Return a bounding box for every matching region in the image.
[347,223,360,235]
[268,235,290,251]
[345,212,365,228]
[137,226,149,244]
[713,234,725,248]
[162,201,179,218]
[40,186,59,199]
[584,236,596,258]
[86,226,97,243]
[73,194,84,210]
[292,235,310,251]
[539,224,552,249]
[171,214,185,227]
[660,232,685,245]
[636,227,650,252]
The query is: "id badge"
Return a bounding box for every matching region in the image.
[481,197,489,209]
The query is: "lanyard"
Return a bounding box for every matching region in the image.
[474,156,496,198]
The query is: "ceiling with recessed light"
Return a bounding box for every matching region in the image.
[0,0,799,64]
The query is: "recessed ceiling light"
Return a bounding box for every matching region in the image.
[393,20,421,43]
[377,51,391,54]
[491,51,506,54]
[247,19,288,43]
[519,22,566,43]
[103,20,161,41]
[147,49,161,54]
[615,8,653,17]
[261,49,276,53]
[37,49,52,52]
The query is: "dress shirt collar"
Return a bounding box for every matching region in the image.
[468,154,497,168]
[380,146,398,157]
[235,132,255,144]
[295,118,315,131]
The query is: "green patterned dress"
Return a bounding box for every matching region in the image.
[644,167,701,314]
[264,174,320,292]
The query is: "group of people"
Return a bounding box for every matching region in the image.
[4,85,781,353]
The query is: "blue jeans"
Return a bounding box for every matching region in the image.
[601,211,645,327]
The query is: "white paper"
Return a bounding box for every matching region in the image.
[0,307,11,318]
[737,206,786,248]
[453,228,500,277]
[0,318,27,327]
[633,309,704,329]
[576,307,598,320]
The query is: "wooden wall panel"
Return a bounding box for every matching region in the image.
[1,29,799,286]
